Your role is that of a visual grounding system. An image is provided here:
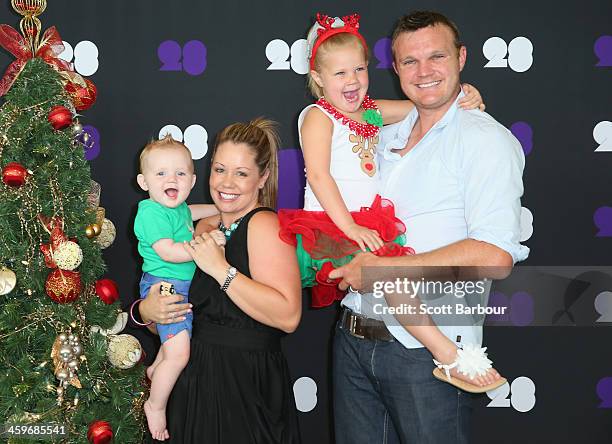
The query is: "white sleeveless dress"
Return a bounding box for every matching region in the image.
[298,103,380,212]
[278,101,412,308]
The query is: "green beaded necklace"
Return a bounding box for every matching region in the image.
[219,217,243,240]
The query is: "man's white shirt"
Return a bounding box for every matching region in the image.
[342,92,529,349]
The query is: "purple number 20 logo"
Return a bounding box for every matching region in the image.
[374,38,393,69]
[158,40,207,76]
[82,125,100,161]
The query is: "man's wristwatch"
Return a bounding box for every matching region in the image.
[221,266,237,292]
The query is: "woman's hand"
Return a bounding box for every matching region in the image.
[139,282,191,325]
[193,216,221,237]
[459,83,485,111]
[344,223,384,253]
[184,233,229,282]
[208,229,226,247]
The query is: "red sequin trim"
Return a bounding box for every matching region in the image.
[316,95,381,138]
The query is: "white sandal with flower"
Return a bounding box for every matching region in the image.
[432,344,507,393]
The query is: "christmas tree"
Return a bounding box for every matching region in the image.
[0,2,144,443]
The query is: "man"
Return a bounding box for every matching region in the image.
[329,11,529,443]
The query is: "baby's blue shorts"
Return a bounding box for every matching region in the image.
[139,272,192,344]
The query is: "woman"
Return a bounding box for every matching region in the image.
[135,118,302,443]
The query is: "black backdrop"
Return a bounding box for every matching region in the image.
[1,1,612,442]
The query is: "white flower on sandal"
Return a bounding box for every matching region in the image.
[434,343,493,381]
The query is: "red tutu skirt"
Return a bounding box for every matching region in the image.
[278,195,414,307]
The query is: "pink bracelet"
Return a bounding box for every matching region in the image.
[129,299,153,327]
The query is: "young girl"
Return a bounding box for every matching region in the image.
[279,13,504,393]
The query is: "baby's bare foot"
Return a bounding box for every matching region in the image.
[144,399,168,441]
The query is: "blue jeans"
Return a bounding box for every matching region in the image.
[139,272,193,343]
[333,323,472,444]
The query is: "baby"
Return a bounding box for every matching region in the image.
[134,135,219,441]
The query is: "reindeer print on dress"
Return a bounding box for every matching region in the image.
[349,133,378,177]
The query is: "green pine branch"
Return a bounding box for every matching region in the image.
[0,58,145,443]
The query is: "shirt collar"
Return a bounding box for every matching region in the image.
[382,90,465,161]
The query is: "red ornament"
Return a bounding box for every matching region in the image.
[95,278,119,305]
[47,105,73,130]
[87,420,113,444]
[45,269,82,303]
[65,79,97,111]
[2,162,28,187]
[39,216,68,268]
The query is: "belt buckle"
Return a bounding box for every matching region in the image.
[348,312,365,339]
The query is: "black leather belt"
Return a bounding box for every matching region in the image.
[340,308,394,342]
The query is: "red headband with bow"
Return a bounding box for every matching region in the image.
[309,13,367,70]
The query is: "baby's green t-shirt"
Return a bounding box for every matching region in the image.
[134,199,195,280]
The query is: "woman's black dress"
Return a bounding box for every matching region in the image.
[163,207,300,443]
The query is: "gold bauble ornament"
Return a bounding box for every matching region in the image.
[67,359,79,371]
[51,333,82,389]
[59,345,72,361]
[52,241,83,271]
[0,266,17,295]
[55,368,68,381]
[95,218,116,249]
[72,344,83,356]
[85,223,101,239]
[107,334,142,369]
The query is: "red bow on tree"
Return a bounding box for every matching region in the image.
[0,24,72,96]
[39,215,68,269]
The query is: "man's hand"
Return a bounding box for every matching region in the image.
[328,252,379,291]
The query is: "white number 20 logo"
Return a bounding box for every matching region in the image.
[265,39,308,75]
[159,125,208,160]
[486,376,536,412]
[483,37,533,72]
[58,40,99,76]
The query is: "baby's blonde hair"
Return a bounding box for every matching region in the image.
[139,134,193,173]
